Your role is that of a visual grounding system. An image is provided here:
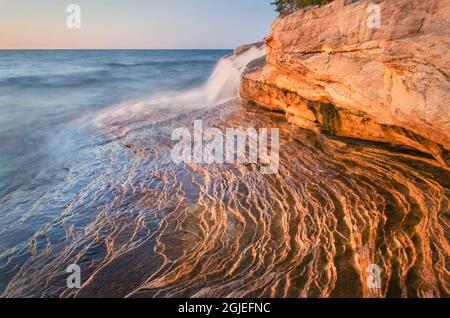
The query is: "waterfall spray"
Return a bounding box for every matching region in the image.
[96,45,266,130]
[205,45,266,105]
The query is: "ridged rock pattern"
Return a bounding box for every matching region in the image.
[1,103,449,298]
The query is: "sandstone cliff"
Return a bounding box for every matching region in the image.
[240,0,450,166]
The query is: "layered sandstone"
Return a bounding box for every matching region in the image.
[240,0,450,165]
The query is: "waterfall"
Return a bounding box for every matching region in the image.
[204,45,266,105]
[95,45,265,131]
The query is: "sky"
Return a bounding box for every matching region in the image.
[0,0,277,49]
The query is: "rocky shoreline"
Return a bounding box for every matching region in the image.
[239,0,450,166]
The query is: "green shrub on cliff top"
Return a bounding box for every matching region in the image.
[272,0,334,15]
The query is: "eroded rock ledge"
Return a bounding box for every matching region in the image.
[240,0,450,165]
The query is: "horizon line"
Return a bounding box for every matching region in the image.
[0,47,234,50]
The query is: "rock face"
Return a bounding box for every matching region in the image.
[240,0,450,165]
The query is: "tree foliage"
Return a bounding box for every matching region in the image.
[271,0,334,15]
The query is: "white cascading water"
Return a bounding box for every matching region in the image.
[204,45,266,105]
[96,45,266,129]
